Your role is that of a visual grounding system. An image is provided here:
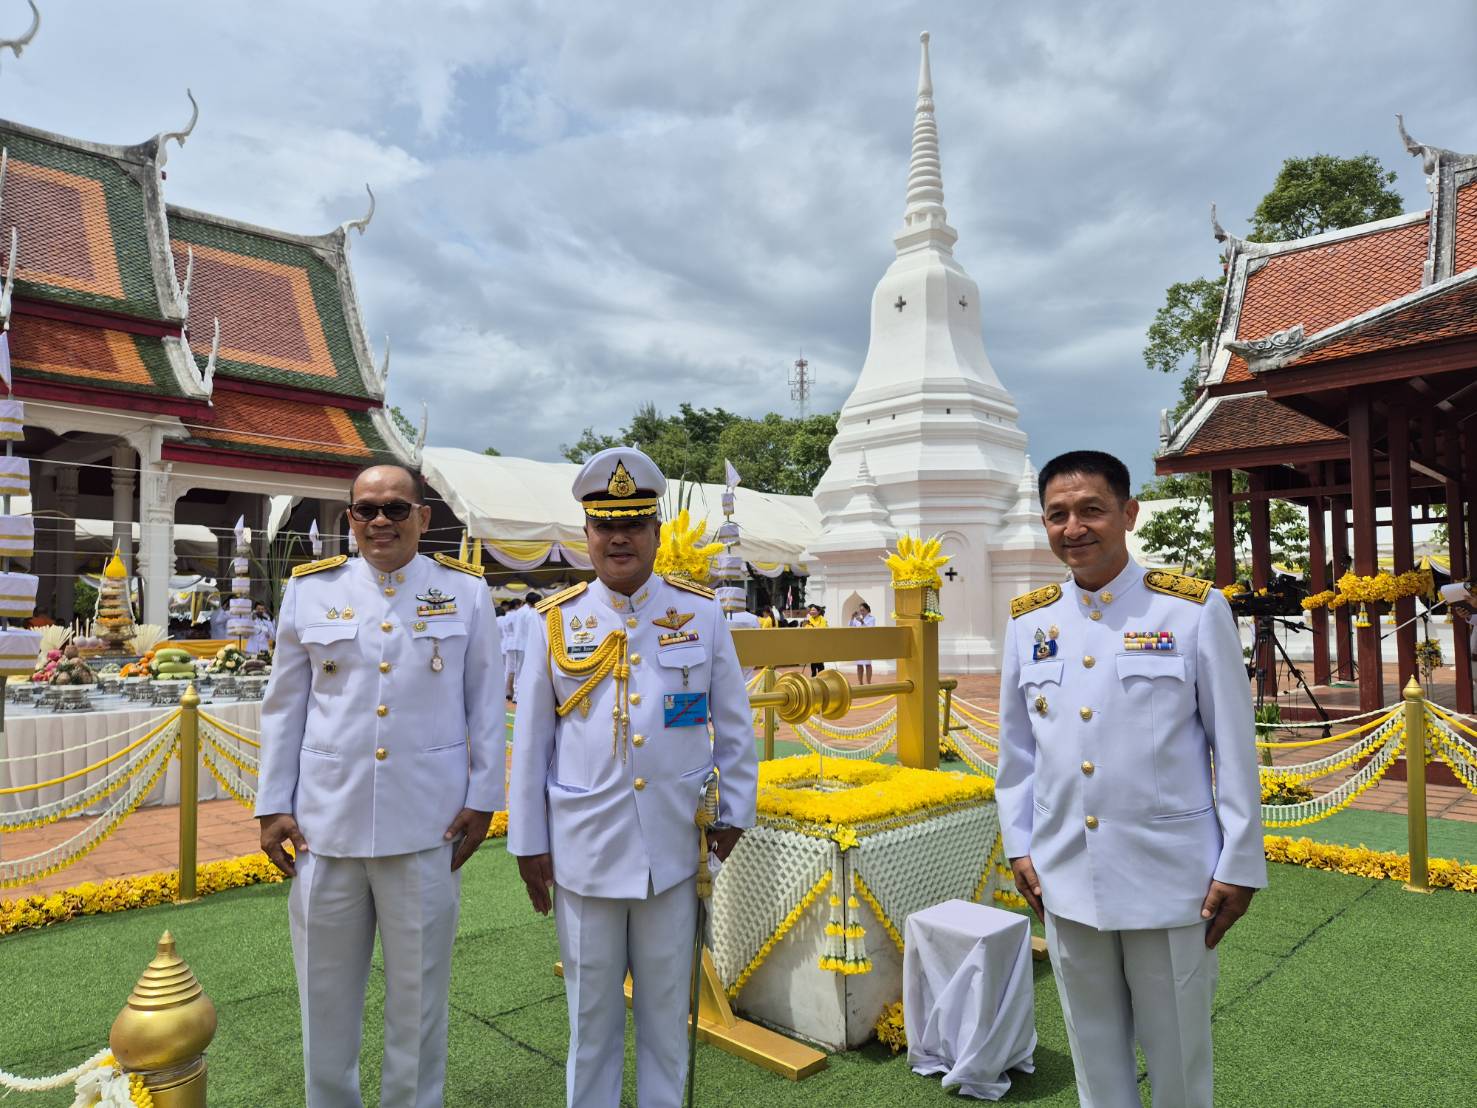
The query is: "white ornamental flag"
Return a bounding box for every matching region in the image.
[309,518,322,557]
[0,330,10,391]
[723,459,742,489]
[233,514,246,551]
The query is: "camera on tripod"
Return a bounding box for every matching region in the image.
[1225,573,1308,619]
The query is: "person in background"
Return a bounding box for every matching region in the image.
[849,601,876,684]
[805,603,827,676]
[502,598,525,701]
[246,600,276,654]
[726,601,761,682]
[496,600,515,699]
[511,593,542,702]
[209,601,230,640]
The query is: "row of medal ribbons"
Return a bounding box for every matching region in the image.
[1122,631,1175,651]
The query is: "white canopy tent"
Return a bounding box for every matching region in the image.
[419,448,821,575]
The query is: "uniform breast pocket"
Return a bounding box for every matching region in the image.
[413,620,469,748]
[658,643,712,773]
[1017,660,1063,720]
[301,622,359,663]
[1116,654,1206,815]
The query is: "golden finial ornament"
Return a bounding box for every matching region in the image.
[110,931,218,1106]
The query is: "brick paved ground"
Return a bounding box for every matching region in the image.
[4,668,1472,902]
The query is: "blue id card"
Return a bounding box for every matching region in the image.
[664,692,709,727]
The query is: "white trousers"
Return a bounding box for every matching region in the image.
[1045,912,1217,1108]
[506,649,525,699]
[289,844,462,1108]
[554,878,698,1108]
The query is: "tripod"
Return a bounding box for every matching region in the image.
[1253,615,1331,736]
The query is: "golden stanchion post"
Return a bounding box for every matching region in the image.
[894,583,939,769]
[177,683,200,903]
[111,931,218,1107]
[761,667,777,761]
[1402,677,1430,893]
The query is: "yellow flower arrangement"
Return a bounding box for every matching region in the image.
[756,755,993,831]
[1263,836,1477,892]
[1303,568,1435,612]
[882,534,951,590]
[0,813,511,936]
[875,1000,908,1053]
[726,870,833,999]
[653,509,724,583]
[1260,776,1315,805]
[1221,583,1248,600]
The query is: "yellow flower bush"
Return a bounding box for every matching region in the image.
[757,755,993,829]
[1260,777,1315,805]
[0,812,511,936]
[1264,836,1477,892]
[875,999,907,1053]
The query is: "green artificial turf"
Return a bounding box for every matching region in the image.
[3,849,1474,1106]
[1293,805,1477,862]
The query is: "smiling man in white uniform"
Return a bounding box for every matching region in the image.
[507,446,758,1108]
[996,450,1266,1108]
[256,464,504,1107]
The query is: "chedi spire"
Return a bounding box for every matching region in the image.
[896,31,958,254]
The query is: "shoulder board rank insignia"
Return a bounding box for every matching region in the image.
[433,552,483,577]
[665,576,715,599]
[1010,583,1062,619]
[292,554,348,578]
[536,581,588,613]
[1144,570,1212,604]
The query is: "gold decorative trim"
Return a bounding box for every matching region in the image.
[1010,583,1062,619]
[666,575,715,599]
[433,552,483,577]
[535,581,588,613]
[1144,570,1211,604]
[291,554,348,578]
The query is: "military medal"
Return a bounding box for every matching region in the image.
[1124,630,1175,652]
[1033,626,1059,661]
[416,588,457,618]
[584,615,598,629]
[326,607,339,620]
[430,642,444,673]
[570,615,582,631]
[653,607,695,631]
[341,607,354,620]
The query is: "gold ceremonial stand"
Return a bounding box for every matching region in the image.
[111,931,218,1107]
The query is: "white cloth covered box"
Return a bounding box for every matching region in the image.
[0,455,29,496]
[904,900,1036,1100]
[0,627,41,676]
[0,571,38,618]
[0,399,24,440]
[229,597,252,615]
[231,577,252,594]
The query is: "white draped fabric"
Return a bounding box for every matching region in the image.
[904,900,1037,1100]
[421,447,819,572]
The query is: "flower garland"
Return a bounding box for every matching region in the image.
[1264,836,1477,892]
[0,813,512,936]
[0,1051,156,1106]
[1302,568,1434,611]
[1260,777,1315,805]
[725,870,833,1000]
[875,1000,907,1053]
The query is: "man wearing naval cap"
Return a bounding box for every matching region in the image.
[507,446,758,1108]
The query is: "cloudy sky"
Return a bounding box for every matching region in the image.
[4,1,1475,489]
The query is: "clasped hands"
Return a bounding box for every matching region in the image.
[259,808,493,877]
[1009,855,1255,948]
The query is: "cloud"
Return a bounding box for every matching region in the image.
[4,0,1476,490]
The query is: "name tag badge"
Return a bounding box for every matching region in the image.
[664,692,709,728]
[567,641,599,657]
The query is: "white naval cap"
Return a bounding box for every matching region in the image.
[1440,582,1472,605]
[572,446,666,519]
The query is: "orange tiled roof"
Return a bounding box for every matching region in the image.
[1224,219,1428,383]
[1454,182,1477,276]
[181,389,392,466]
[1286,271,1477,368]
[1179,396,1344,457]
[6,314,179,395]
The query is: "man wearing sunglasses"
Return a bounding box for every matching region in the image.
[256,463,504,1107]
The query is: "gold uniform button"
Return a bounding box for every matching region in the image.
[1083,655,1096,669]
[1089,610,1102,622]
[375,747,388,761]
[633,734,646,747]
[629,693,642,705]
[1079,706,1093,721]
[376,705,388,717]
[379,662,391,674]
[1085,815,1099,830]
[1100,591,1114,604]
[634,777,646,791]
[627,617,639,628]
[381,621,392,632]
[384,587,397,597]
[1081,760,1095,776]
[630,653,642,665]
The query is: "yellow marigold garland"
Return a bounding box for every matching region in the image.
[851,870,903,955]
[1264,836,1477,892]
[756,755,993,827]
[1260,732,1403,829]
[875,999,907,1053]
[727,870,833,1000]
[1302,568,1434,611]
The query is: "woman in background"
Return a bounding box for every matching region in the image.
[850,601,875,684]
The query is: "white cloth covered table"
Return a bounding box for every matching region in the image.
[904,899,1036,1100]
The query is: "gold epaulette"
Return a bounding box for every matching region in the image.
[1010,583,1062,619]
[1144,570,1212,604]
[291,554,348,578]
[665,575,715,599]
[433,552,484,577]
[535,581,588,613]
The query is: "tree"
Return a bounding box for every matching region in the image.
[481,446,501,456]
[1143,276,1225,417]
[388,405,418,444]
[1249,154,1403,242]
[560,427,622,463]
[1136,473,1309,581]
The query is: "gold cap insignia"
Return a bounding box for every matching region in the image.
[608,461,638,498]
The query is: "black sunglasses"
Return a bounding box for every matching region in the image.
[348,500,421,523]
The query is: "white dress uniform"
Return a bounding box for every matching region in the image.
[256,550,504,1108]
[995,557,1266,1108]
[507,447,758,1108]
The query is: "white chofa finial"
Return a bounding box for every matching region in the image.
[0,1,40,67]
[341,184,375,237]
[157,89,199,166]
